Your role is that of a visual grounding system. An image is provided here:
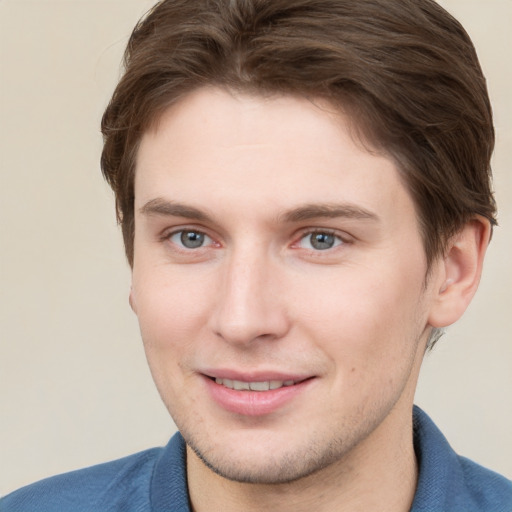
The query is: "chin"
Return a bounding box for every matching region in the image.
[185,429,349,485]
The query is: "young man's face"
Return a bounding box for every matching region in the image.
[131,87,442,484]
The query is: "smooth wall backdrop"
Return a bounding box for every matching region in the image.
[1,0,511,495]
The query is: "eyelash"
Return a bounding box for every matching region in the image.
[293,229,348,252]
[162,228,217,251]
[161,227,349,254]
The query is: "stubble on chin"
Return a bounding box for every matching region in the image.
[183,424,362,486]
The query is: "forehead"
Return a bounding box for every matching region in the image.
[134,87,416,229]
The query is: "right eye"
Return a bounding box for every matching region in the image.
[169,230,213,249]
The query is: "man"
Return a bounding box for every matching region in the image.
[2,0,511,510]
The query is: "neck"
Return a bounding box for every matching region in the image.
[187,404,418,512]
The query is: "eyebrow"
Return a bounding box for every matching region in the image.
[139,198,211,221]
[281,203,379,223]
[139,197,379,224]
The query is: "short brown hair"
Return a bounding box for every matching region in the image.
[101,0,496,268]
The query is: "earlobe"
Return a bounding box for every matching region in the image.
[129,287,138,314]
[428,217,491,328]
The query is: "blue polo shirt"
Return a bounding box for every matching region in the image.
[2,407,511,511]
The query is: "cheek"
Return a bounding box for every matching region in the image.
[294,264,426,362]
[133,272,210,408]
[132,267,214,357]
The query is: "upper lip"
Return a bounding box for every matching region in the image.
[201,368,313,383]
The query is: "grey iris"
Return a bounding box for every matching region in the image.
[181,231,205,248]
[311,233,335,250]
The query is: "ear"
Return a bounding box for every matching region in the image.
[428,217,491,328]
[129,286,138,314]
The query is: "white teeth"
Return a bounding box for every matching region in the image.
[249,381,270,391]
[215,378,296,391]
[234,380,250,391]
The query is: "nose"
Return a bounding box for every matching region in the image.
[209,249,291,347]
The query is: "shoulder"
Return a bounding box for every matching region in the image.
[412,406,512,512]
[456,455,512,511]
[1,432,191,512]
[1,447,163,512]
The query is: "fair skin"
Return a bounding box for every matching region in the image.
[130,87,489,512]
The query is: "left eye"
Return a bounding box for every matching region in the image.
[298,231,343,251]
[169,230,213,249]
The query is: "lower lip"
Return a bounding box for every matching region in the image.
[203,376,313,416]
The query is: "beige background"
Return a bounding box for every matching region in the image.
[0,0,511,496]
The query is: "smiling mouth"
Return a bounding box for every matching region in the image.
[205,375,314,415]
[213,377,304,391]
